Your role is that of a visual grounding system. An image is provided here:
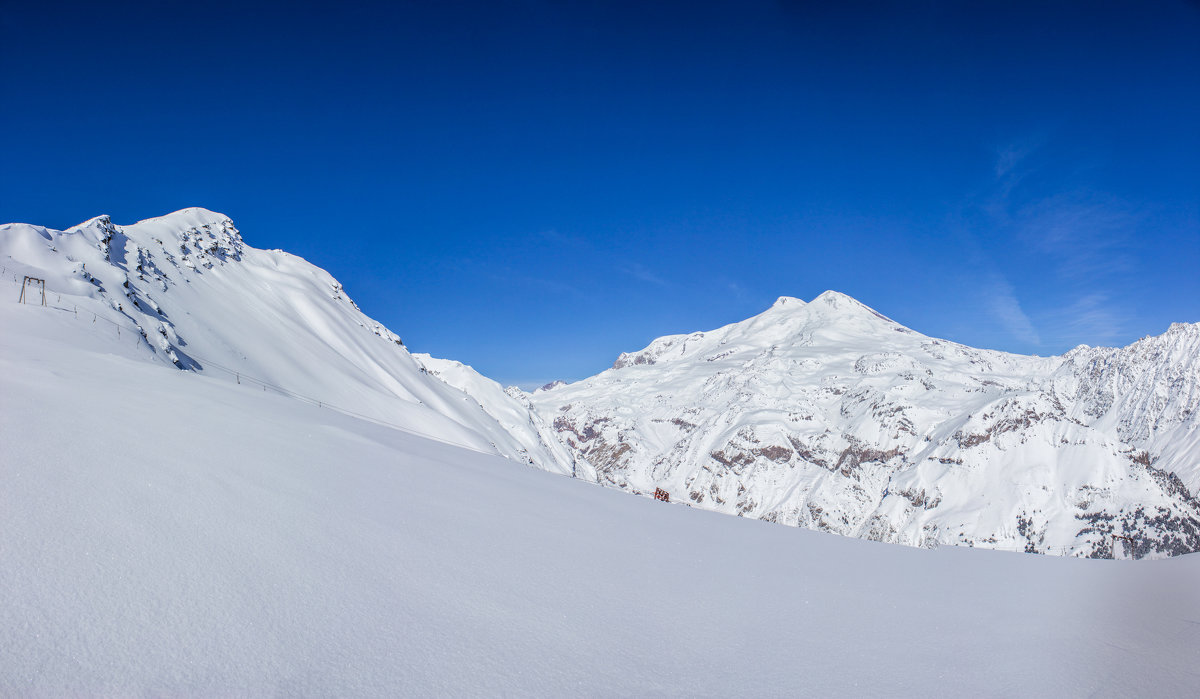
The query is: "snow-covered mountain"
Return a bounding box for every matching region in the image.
[4,209,1197,559]
[0,208,570,474]
[526,293,1200,558]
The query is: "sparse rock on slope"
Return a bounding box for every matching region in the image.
[527,293,1200,558]
[0,208,571,474]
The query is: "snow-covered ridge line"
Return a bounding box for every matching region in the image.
[0,208,573,474]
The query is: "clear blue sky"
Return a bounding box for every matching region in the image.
[3,1,1198,387]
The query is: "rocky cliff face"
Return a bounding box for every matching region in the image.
[529,293,1200,557]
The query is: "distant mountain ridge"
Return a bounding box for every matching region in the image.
[525,292,1200,558]
[4,209,1197,558]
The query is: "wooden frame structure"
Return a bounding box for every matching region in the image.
[1111,534,1137,560]
[19,276,46,306]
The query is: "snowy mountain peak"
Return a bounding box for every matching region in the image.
[66,208,236,238]
[68,214,119,238]
[610,291,909,371]
[532,290,1200,558]
[813,289,854,305]
[1,209,576,477]
[71,213,113,227]
[135,206,235,228]
[806,290,904,327]
[129,208,243,245]
[1166,321,1200,337]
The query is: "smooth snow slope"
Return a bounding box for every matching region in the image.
[529,293,1200,558]
[0,209,571,473]
[3,282,1200,696]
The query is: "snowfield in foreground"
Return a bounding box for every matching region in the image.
[3,293,1199,696]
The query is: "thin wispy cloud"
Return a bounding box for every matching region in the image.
[1045,293,1127,347]
[993,136,1047,181]
[537,228,589,249]
[1012,192,1137,279]
[620,262,670,287]
[512,274,582,295]
[986,275,1041,346]
[956,137,1143,351]
[466,257,584,297]
[534,229,672,290]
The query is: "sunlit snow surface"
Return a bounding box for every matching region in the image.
[2,210,1199,694]
[2,300,1199,695]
